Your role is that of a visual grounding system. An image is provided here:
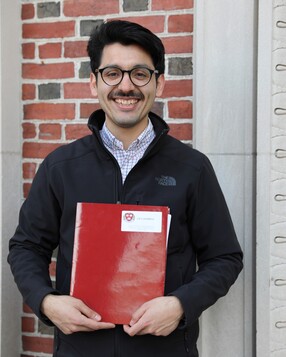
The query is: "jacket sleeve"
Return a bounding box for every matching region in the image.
[171,156,243,327]
[7,159,61,324]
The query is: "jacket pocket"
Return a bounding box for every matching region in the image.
[184,328,199,357]
[184,330,192,356]
[163,328,192,356]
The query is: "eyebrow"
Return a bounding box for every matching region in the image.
[100,64,155,70]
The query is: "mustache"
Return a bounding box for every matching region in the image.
[108,90,144,100]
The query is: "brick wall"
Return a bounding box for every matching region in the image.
[21,0,194,355]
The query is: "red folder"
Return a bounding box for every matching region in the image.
[70,202,169,325]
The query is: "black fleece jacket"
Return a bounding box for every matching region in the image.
[8,109,243,357]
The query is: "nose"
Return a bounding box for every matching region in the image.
[117,71,135,91]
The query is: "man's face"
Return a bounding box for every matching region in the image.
[90,43,165,131]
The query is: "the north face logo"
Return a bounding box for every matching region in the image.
[155,175,176,186]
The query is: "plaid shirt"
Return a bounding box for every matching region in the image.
[100,119,156,183]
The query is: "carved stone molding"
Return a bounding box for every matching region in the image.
[271,1,286,355]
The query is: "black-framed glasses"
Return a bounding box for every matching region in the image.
[95,66,159,87]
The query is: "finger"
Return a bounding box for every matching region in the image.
[87,320,116,330]
[123,323,148,336]
[129,304,147,326]
[123,324,137,336]
[124,317,147,336]
[80,314,115,330]
[123,324,132,334]
[59,319,115,334]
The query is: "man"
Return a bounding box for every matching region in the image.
[8,20,243,356]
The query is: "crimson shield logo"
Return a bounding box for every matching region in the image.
[124,212,135,222]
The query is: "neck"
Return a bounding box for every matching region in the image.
[106,119,149,150]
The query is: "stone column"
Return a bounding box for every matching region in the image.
[194,1,256,355]
[0,0,22,355]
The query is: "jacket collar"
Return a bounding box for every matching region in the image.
[87,109,170,138]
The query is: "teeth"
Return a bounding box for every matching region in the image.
[115,99,138,105]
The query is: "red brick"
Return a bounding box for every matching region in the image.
[163,36,193,54]
[80,103,101,118]
[24,103,75,120]
[49,260,57,278]
[23,183,32,198]
[162,80,193,98]
[168,14,194,33]
[22,335,53,354]
[22,43,35,59]
[169,123,192,140]
[64,0,119,16]
[64,41,88,58]
[22,4,35,20]
[22,317,35,333]
[23,142,62,159]
[113,16,165,34]
[22,123,36,139]
[168,100,193,119]
[23,63,74,80]
[39,43,62,59]
[152,0,193,10]
[23,303,33,314]
[23,21,75,39]
[39,124,62,140]
[22,84,36,100]
[64,83,93,99]
[65,124,91,140]
[23,162,37,179]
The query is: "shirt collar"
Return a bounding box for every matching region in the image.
[100,119,155,151]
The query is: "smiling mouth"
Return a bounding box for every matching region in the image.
[114,98,139,106]
[109,90,144,106]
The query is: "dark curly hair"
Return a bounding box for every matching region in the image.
[87,20,165,75]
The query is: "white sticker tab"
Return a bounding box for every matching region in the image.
[121,211,162,233]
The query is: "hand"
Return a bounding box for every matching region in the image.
[41,294,115,335]
[123,296,184,337]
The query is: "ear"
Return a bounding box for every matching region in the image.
[90,73,98,97]
[155,74,165,97]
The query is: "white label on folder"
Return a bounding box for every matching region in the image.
[121,211,162,233]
